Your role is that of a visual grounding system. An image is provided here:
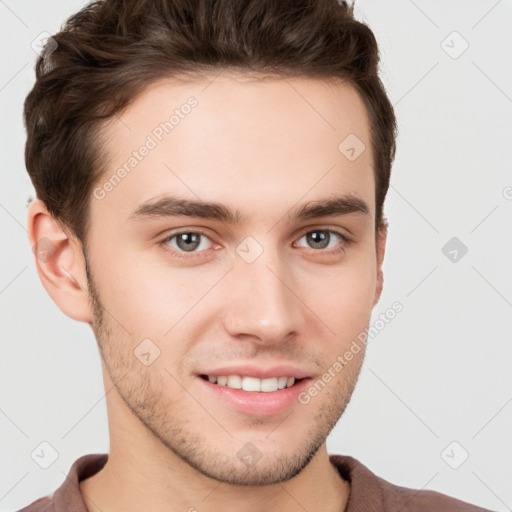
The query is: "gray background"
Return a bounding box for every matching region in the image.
[1,0,511,510]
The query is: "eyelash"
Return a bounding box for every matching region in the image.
[159,228,353,259]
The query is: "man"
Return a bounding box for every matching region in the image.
[19,0,493,511]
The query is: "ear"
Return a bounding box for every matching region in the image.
[27,198,93,323]
[372,221,388,307]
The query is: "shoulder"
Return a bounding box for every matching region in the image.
[14,495,55,512]
[381,479,495,511]
[329,454,495,512]
[13,453,107,512]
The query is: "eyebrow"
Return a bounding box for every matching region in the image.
[128,193,370,224]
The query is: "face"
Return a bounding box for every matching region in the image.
[84,73,385,485]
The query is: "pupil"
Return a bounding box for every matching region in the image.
[177,233,200,251]
[308,231,328,249]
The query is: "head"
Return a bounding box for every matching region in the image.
[25,0,397,486]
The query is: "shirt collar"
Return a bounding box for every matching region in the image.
[52,453,383,512]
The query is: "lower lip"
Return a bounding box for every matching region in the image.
[197,376,311,416]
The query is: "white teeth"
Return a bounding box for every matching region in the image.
[277,376,288,389]
[205,374,298,392]
[226,375,242,389]
[260,377,278,392]
[242,376,261,392]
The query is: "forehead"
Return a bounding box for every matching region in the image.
[92,73,374,230]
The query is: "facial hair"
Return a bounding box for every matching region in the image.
[83,249,365,486]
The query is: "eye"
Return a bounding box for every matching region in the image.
[159,227,353,259]
[160,230,214,258]
[294,229,352,255]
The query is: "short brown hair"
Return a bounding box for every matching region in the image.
[24,0,397,248]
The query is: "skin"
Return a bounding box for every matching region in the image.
[27,72,387,512]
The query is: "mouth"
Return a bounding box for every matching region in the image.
[197,373,311,416]
[198,374,305,392]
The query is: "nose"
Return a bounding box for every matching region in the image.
[221,243,306,346]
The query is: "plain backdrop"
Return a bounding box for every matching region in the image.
[1,1,511,511]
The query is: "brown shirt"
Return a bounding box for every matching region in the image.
[16,453,495,512]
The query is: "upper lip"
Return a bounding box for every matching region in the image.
[197,364,311,380]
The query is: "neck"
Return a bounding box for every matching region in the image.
[80,444,349,512]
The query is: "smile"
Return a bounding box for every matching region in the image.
[199,374,300,392]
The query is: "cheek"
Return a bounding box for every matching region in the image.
[307,252,376,335]
[92,234,377,343]
[95,253,213,339]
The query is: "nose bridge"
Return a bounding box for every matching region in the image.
[222,239,305,342]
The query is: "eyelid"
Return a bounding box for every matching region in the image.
[295,225,353,242]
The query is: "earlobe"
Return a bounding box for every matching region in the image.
[373,223,387,307]
[27,198,93,323]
